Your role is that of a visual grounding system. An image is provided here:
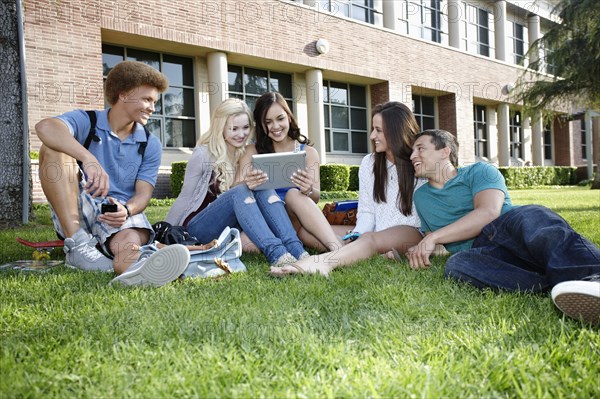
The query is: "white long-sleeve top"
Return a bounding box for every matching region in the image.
[353,153,424,234]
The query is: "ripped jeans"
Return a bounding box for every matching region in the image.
[185,184,305,264]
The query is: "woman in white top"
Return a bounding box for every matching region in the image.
[270,101,431,276]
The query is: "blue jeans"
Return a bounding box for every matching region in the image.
[185,184,304,264]
[445,205,600,292]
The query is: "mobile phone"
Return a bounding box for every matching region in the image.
[101,203,118,214]
[342,232,361,242]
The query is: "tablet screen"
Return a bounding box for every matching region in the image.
[251,151,307,190]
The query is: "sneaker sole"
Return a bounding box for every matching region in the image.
[552,281,600,325]
[110,244,190,287]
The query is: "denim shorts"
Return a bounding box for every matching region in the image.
[50,181,154,257]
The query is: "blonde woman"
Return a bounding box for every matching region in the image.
[166,98,307,266]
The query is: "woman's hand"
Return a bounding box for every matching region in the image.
[291,168,314,196]
[245,168,268,190]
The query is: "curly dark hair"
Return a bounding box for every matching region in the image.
[104,61,168,105]
[253,92,310,154]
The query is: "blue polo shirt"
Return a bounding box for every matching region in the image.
[414,162,514,253]
[56,109,162,203]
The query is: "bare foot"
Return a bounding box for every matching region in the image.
[269,262,331,277]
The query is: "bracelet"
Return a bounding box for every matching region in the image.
[123,204,131,218]
[304,185,313,197]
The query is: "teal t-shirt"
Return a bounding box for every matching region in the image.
[414,162,514,253]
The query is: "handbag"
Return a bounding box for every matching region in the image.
[322,200,358,225]
[182,226,246,279]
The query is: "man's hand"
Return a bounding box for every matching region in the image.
[98,197,128,228]
[82,158,110,198]
[406,234,437,269]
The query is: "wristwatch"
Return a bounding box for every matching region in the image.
[123,204,132,218]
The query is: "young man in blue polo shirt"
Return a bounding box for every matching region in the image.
[408,129,600,324]
[35,61,189,287]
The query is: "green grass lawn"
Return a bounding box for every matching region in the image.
[1,187,599,398]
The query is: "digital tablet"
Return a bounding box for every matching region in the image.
[251,151,306,190]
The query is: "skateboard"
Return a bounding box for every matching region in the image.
[0,238,65,271]
[16,237,64,260]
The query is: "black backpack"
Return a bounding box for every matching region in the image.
[77,110,151,169]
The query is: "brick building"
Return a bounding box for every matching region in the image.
[22,0,598,201]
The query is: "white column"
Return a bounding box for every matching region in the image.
[487,106,499,164]
[527,14,540,69]
[207,52,228,116]
[448,0,461,49]
[494,0,507,62]
[497,103,510,166]
[522,116,532,163]
[531,111,543,165]
[585,110,594,179]
[305,69,326,164]
[382,0,397,30]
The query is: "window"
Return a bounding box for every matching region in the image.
[400,0,446,44]
[316,0,378,24]
[463,3,490,57]
[509,110,523,159]
[102,45,196,148]
[543,122,552,160]
[544,45,557,75]
[412,95,436,131]
[323,81,368,154]
[227,65,293,111]
[473,105,488,158]
[581,119,587,160]
[511,22,526,64]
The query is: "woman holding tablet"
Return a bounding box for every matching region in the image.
[270,101,445,276]
[236,92,343,252]
[166,98,307,266]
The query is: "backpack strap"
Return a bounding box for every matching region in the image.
[79,110,151,169]
[83,110,100,150]
[77,111,101,170]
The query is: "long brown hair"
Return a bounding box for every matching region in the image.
[253,92,310,154]
[371,102,420,216]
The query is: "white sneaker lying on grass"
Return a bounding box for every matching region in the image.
[110,244,190,287]
[551,274,600,325]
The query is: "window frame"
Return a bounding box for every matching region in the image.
[581,119,587,160]
[101,44,196,149]
[509,110,524,160]
[463,2,491,57]
[402,0,446,44]
[511,22,526,65]
[473,104,488,158]
[316,0,377,24]
[412,94,436,131]
[543,121,553,161]
[323,80,369,155]
[227,65,294,111]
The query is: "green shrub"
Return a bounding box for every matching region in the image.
[498,166,577,188]
[348,165,360,191]
[170,161,188,198]
[320,164,349,191]
[320,190,358,200]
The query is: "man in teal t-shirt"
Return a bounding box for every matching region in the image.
[406,129,600,297]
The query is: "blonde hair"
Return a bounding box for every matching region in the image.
[198,98,254,193]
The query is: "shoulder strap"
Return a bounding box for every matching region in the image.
[83,110,100,149]
[138,126,151,158]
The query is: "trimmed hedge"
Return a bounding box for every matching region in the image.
[170,161,580,196]
[498,166,577,188]
[320,164,349,191]
[170,161,188,198]
[348,165,360,191]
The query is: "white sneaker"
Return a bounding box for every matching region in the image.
[552,275,600,325]
[63,230,113,272]
[110,244,190,287]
